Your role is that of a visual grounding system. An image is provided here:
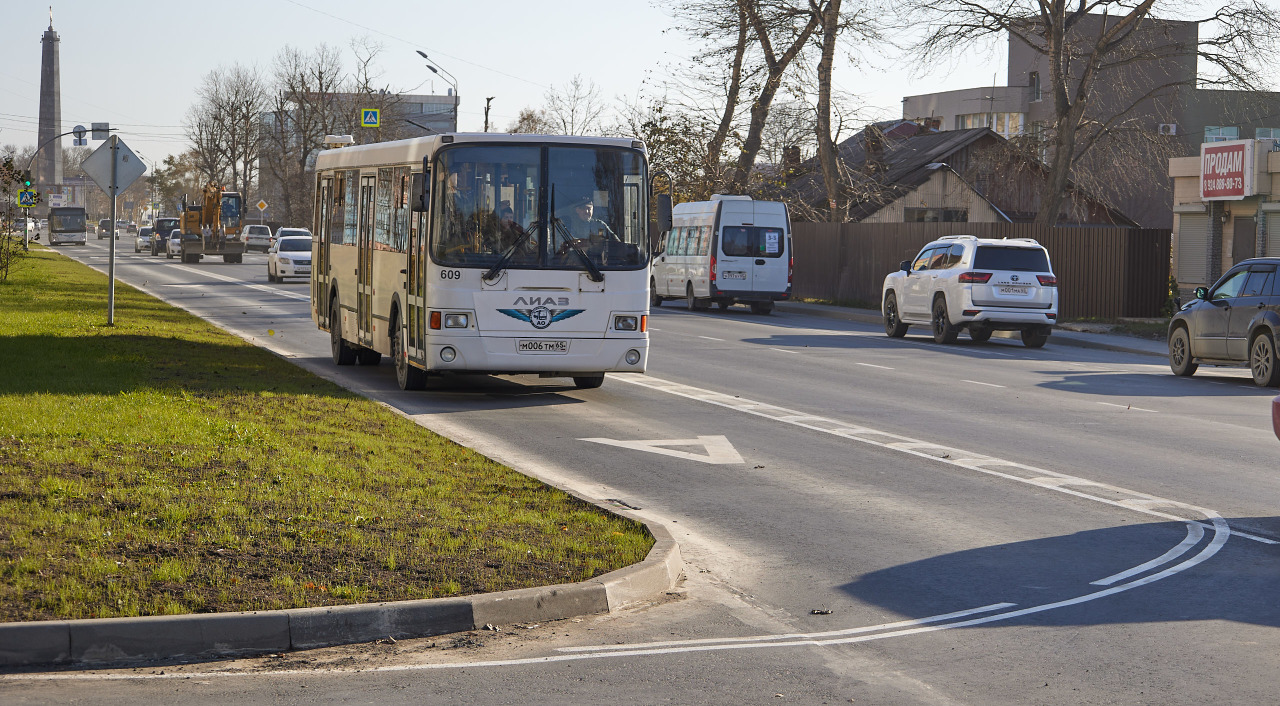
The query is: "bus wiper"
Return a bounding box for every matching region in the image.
[483,221,538,283]
[552,216,604,282]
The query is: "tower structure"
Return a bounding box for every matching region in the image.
[37,7,63,196]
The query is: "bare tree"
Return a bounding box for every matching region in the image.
[507,108,556,134]
[913,0,1280,225]
[544,75,607,135]
[185,65,268,197]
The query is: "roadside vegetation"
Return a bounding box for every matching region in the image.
[0,249,652,622]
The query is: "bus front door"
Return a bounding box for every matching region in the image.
[407,209,427,366]
[357,176,375,347]
[314,178,331,328]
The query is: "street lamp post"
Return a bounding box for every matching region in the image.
[415,50,459,132]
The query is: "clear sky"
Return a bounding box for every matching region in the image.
[0,0,1007,170]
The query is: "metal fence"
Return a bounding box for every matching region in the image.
[791,223,1172,320]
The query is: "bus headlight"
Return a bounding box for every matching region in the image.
[444,313,469,328]
[614,315,639,331]
[625,349,642,365]
[440,346,457,363]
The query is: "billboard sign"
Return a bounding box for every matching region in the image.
[1201,140,1254,200]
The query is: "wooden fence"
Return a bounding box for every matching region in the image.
[791,223,1172,320]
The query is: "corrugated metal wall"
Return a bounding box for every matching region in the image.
[791,223,1172,319]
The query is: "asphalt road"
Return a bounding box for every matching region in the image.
[7,239,1280,705]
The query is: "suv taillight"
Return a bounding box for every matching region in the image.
[958,271,992,283]
[1037,274,1057,287]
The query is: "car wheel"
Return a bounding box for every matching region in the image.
[686,283,700,311]
[884,292,908,338]
[573,374,605,389]
[166,248,173,259]
[134,244,140,253]
[931,297,959,344]
[330,295,357,366]
[1168,326,1197,377]
[1249,331,1280,387]
[393,314,426,391]
[750,301,773,314]
[968,326,993,342]
[1021,327,1050,348]
[651,278,662,308]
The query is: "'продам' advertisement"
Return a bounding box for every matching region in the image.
[1200,140,1254,200]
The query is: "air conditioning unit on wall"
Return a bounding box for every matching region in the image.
[1158,123,1178,135]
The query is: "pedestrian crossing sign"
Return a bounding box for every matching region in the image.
[361,109,380,128]
[18,189,37,207]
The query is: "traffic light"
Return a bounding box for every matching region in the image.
[23,178,31,188]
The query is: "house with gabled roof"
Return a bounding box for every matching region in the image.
[787,121,1138,226]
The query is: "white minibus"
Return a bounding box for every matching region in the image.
[650,195,792,314]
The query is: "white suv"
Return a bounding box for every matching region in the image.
[881,235,1058,347]
[244,224,272,252]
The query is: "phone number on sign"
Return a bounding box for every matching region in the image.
[1205,177,1243,191]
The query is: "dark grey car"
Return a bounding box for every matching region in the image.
[1169,257,1280,386]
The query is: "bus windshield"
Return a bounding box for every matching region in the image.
[49,208,86,232]
[432,144,648,271]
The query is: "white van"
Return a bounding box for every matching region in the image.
[650,195,792,314]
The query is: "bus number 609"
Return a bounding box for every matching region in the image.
[440,269,461,280]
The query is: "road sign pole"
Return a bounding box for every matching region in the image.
[108,135,119,326]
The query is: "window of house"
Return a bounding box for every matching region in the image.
[904,208,968,223]
[1205,126,1239,143]
[1029,72,1041,102]
[1257,128,1280,139]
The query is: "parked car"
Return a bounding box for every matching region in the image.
[271,227,311,250]
[134,226,154,253]
[244,224,272,252]
[1168,257,1280,387]
[97,218,112,239]
[881,235,1058,347]
[267,235,313,282]
[166,229,184,258]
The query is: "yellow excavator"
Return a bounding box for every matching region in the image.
[178,181,246,264]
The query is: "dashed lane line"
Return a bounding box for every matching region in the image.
[1097,401,1159,413]
[962,379,1006,388]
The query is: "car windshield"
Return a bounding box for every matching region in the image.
[279,238,312,252]
[431,143,648,272]
[973,246,1050,272]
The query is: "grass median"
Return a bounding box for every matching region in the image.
[0,248,652,623]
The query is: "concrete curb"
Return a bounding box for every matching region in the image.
[774,301,1167,358]
[0,521,681,667]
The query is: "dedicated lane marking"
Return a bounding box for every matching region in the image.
[1090,522,1204,586]
[610,374,1274,545]
[579,435,744,465]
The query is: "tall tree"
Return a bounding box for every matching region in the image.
[544,75,607,136]
[913,0,1280,225]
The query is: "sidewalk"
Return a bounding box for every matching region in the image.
[774,301,1169,358]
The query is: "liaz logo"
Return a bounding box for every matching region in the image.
[498,306,584,329]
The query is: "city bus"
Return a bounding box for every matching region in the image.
[47,206,88,246]
[311,133,656,390]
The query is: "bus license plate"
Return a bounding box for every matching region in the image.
[722,271,747,280]
[518,339,569,354]
[999,286,1028,295]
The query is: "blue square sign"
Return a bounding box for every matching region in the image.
[361,109,380,128]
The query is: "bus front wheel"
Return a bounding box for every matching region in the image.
[393,314,426,391]
[573,374,605,389]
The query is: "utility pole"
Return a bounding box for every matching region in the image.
[484,97,495,132]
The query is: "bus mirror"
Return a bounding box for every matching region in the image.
[412,171,428,213]
[656,193,672,236]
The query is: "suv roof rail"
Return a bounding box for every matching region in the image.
[997,237,1042,244]
[936,234,977,241]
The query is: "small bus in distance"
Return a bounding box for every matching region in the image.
[48,207,88,246]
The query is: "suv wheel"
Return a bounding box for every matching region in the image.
[1168,326,1197,377]
[883,292,908,338]
[931,297,959,344]
[1249,331,1280,387]
[1021,327,1050,349]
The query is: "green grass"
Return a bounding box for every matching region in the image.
[0,248,653,622]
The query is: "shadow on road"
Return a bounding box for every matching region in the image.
[840,517,1280,628]
[1037,371,1266,397]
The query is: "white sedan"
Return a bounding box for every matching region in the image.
[165,230,184,258]
[267,235,313,282]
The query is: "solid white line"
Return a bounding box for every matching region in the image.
[1097,401,1158,413]
[962,380,1006,388]
[173,265,309,301]
[855,362,893,370]
[698,336,725,341]
[770,348,799,354]
[1090,522,1204,586]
